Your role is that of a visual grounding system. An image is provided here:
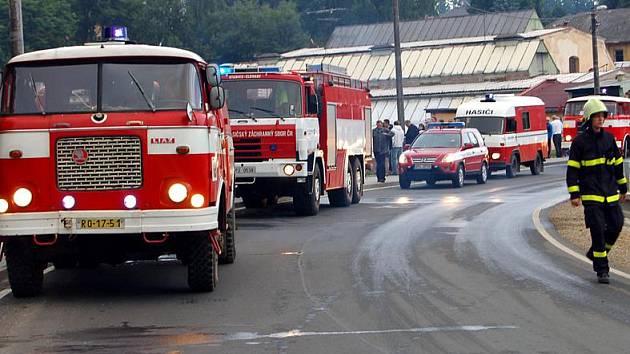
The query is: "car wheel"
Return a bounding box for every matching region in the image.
[477,162,488,184]
[452,164,464,188]
[399,173,411,189]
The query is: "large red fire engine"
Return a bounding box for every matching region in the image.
[0,28,235,297]
[222,64,372,215]
[455,95,547,177]
[562,95,630,155]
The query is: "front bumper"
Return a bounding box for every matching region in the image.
[235,160,307,180]
[401,165,456,181]
[0,206,219,236]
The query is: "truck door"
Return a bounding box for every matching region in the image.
[326,103,337,167]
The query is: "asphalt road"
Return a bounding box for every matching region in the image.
[1,164,630,353]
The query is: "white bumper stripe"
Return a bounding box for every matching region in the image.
[235,160,307,178]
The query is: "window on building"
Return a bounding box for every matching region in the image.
[522,112,531,130]
[615,49,624,62]
[569,56,579,73]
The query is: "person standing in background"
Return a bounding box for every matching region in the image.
[546,117,553,158]
[404,120,420,145]
[390,121,405,175]
[382,119,393,174]
[551,115,563,158]
[373,121,394,183]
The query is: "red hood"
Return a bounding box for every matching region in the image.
[406,147,459,158]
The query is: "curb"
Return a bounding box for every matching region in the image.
[532,198,630,281]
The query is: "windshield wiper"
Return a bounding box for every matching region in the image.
[29,74,45,115]
[228,108,257,122]
[251,106,284,120]
[127,70,156,112]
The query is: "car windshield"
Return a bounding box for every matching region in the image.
[223,79,302,118]
[455,116,504,135]
[7,62,202,114]
[412,132,461,148]
[565,101,617,116]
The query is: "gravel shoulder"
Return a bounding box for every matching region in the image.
[548,201,630,272]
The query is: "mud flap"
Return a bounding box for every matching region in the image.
[209,230,222,255]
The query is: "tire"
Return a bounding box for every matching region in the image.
[351,159,363,204]
[425,177,436,186]
[477,162,488,184]
[452,164,465,188]
[294,164,321,216]
[242,194,263,209]
[328,160,353,207]
[530,153,542,175]
[5,239,44,298]
[399,173,411,189]
[506,154,519,178]
[219,208,236,265]
[187,232,219,292]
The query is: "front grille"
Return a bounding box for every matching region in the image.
[234,137,265,162]
[412,157,438,164]
[56,136,142,191]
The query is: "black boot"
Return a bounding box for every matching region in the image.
[597,272,610,284]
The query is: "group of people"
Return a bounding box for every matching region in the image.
[372,119,423,183]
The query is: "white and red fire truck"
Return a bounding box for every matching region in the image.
[455,95,547,177]
[562,95,630,155]
[222,64,372,215]
[0,28,235,296]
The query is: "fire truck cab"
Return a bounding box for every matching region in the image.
[455,95,547,178]
[562,95,630,156]
[222,64,372,216]
[0,31,236,296]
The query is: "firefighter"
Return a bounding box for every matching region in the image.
[566,98,627,284]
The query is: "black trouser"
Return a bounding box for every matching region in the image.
[553,134,562,157]
[547,137,552,158]
[584,202,624,273]
[375,152,387,181]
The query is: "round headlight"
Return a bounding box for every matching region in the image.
[124,195,137,209]
[0,199,8,213]
[283,164,295,176]
[62,195,76,210]
[191,194,205,208]
[491,153,501,160]
[565,135,572,142]
[168,183,188,203]
[13,188,32,207]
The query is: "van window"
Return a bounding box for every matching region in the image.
[467,132,479,147]
[522,112,531,130]
[506,118,517,133]
[462,132,472,145]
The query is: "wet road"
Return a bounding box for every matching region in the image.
[1,164,630,353]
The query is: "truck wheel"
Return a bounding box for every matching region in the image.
[53,259,77,270]
[187,232,218,292]
[399,173,411,189]
[328,161,353,207]
[530,153,542,175]
[219,208,236,265]
[452,164,465,188]
[5,239,45,298]
[506,155,518,178]
[351,159,363,204]
[477,162,488,184]
[294,165,321,216]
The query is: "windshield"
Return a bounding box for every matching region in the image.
[565,101,618,117]
[223,80,302,118]
[455,116,504,135]
[412,132,461,148]
[7,62,202,114]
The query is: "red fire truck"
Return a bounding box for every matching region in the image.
[222,64,372,216]
[455,95,547,177]
[562,95,630,156]
[0,28,235,296]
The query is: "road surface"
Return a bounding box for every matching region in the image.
[1,164,630,353]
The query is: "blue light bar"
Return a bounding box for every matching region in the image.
[258,66,281,73]
[104,26,129,42]
[219,64,235,76]
[427,122,466,129]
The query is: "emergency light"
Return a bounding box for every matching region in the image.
[482,93,496,102]
[104,26,129,42]
[427,122,465,129]
[219,64,235,76]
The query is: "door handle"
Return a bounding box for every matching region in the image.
[53,122,71,128]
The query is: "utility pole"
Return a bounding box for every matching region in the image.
[8,0,24,57]
[392,0,405,128]
[591,3,607,95]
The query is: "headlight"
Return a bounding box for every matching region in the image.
[62,195,76,210]
[491,153,501,160]
[13,188,32,207]
[442,154,458,163]
[283,164,295,176]
[565,135,572,142]
[168,183,188,203]
[398,153,409,164]
[124,195,137,209]
[191,194,205,208]
[0,199,8,213]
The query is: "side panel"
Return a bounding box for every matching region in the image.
[326,104,338,167]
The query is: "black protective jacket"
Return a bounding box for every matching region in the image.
[566,127,627,204]
[373,127,394,155]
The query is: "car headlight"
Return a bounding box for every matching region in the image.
[0,199,8,213]
[168,183,188,203]
[283,164,295,176]
[398,153,409,164]
[491,153,501,160]
[565,135,572,142]
[442,154,458,163]
[191,194,205,208]
[13,188,32,207]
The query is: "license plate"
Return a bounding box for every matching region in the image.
[235,166,256,174]
[77,218,124,229]
[414,163,432,170]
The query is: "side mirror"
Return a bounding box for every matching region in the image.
[403,144,411,151]
[206,64,221,87]
[307,94,319,115]
[209,86,225,109]
[463,143,475,150]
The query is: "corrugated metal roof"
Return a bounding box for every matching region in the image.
[326,10,541,48]
[553,8,630,44]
